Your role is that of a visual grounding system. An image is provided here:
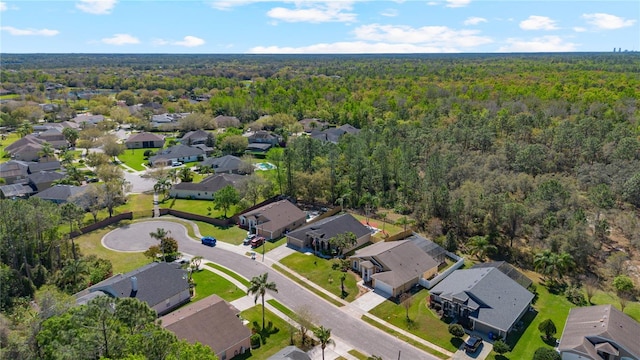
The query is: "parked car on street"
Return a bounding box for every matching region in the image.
[201,236,217,247]
[250,236,265,248]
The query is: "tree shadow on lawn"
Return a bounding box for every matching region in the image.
[252,320,280,344]
[450,337,463,349]
[505,309,538,348]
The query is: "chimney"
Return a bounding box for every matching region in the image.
[131,276,138,292]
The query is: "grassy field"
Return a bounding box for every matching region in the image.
[81,193,154,225]
[240,306,293,359]
[161,197,240,218]
[191,268,246,303]
[205,262,251,287]
[0,132,20,163]
[73,222,150,274]
[369,289,460,353]
[272,264,344,307]
[117,148,149,171]
[279,251,359,302]
[590,290,640,320]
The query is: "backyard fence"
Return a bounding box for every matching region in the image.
[71,212,133,237]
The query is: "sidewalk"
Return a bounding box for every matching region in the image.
[175,218,454,359]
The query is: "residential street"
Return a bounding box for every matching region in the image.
[173,235,440,360]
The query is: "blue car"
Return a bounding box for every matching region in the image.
[201,236,217,247]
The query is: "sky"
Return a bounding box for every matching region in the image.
[0,0,638,54]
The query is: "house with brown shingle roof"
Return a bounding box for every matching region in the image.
[350,240,440,297]
[4,135,46,161]
[169,173,245,200]
[125,132,165,149]
[160,294,251,360]
[285,213,371,254]
[558,304,640,360]
[238,199,307,240]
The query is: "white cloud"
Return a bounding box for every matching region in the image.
[173,36,205,47]
[499,36,578,52]
[76,0,117,14]
[101,33,139,45]
[446,0,471,8]
[249,41,461,54]
[381,8,398,17]
[464,17,487,26]
[267,2,357,23]
[582,13,636,30]
[152,36,206,47]
[427,1,438,5]
[353,24,492,48]
[0,2,7,11]
[208,0,266,11]
[573,27,587,32]
[1,26,59,36]
[519,15,558,30]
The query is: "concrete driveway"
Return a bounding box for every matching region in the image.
[452,338,493,360]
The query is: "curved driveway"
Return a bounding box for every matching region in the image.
[104,221,437,360]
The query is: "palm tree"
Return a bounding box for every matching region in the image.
[247,272,278,329]
[154,177,172,200]
[167,168,179,184]
[178,166,193,183]
[313,326,335,360]
[379,212,388,235]
[468,235,497,261]
[395,216,414,231]
[38,142,55,161]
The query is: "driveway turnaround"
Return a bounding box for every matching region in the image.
[102,220,191,252]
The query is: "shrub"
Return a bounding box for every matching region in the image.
[564,285,587,305]
[250,333,261,348]
[493,339,510,354]
[448,323,465,338]
[538,319,557,341]
[532,347,561,360]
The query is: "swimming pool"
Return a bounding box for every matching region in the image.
[254,162,276,171]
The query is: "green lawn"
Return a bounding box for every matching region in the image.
[81,193,154,225]
[74,223,150,274]
[0,132,20,163]
[161,197,241,218]
[369,289,460,353]
[279,252,359,302]
[205,262,251,287]
[117,148,149,171]
[193,221,247,244]
[590,290,640,321]
[350,213,404,240]
[240,306,293,359]
[347,350,370,360]
[272,264,344,307]
[191,268,246,303]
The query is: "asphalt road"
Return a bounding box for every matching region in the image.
[176,236,438,360]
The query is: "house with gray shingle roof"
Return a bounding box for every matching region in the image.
[285,213,371,254]
[125,132,165,149]
[310,124,360,144]
[71,114,104,127]
[160,294,251,360]
[429,267,534,338]
[169,173,245,200]
[148,144,204,167]
[33,184,88,204]
[4,135,46,161]
[238,199,307,240]
[268,346,311,360]
[0,160,30,184]
[558,304,640,360]
[180,129,210,145]
[80,262,190,316]
[350,240,440,297]
[28,171,65,192]
[0,184,34,199]
[200,155,247,175]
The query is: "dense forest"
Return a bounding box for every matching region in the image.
[1,53,639,357]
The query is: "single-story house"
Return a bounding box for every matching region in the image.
[201,155,247,175]
[33,184,88,204]
[78,262,190,316]
[37,128,69,149]
[160,294,251,360]
[238,199,307,240]
[245,142,273,155]
[214,115,241,128]
[429,267,534,339]
[0,160,30,184]
[169,173,245,200]
[125,132,165,149]
[285,213,371,254]
[268,346,311,360]
[28,160,61,173]
[149,144,205,167]
[248,130,279,145]
[71,114,104,127]
[0,184,34,199]
[558,304,640,360]
[310,124,360,144]
[350,240,439,297]
[4,135,46,161]
[180,129,210,145]
[28,171,65,192]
